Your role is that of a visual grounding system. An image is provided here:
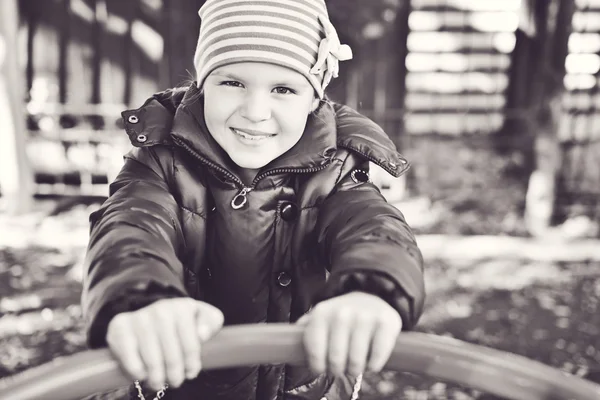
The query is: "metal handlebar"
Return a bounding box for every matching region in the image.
[0,324,599,400]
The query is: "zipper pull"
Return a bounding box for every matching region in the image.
[231,187,252,210]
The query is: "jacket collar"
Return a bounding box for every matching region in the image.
[124,85,409,178]
[333,103,410,176]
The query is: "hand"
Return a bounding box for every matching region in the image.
[298,292,402,377]
[106,298,224,391]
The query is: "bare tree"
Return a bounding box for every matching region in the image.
[0,0,34,214]
[504,0,574,237]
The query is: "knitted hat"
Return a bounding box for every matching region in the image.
[193,0,353,98]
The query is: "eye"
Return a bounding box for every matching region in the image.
[273,86,296,95]
[220,80,244,88]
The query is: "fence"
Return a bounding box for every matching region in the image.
[11,0,600,217]
[19,0,175,196]
[559,0,600,217]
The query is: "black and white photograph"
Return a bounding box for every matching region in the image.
[0,0,599,399]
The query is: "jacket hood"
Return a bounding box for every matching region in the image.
[121,85,409,177]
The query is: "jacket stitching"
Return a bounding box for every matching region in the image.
[109,183,181,237]
[121,155,174,188]
[148,148,188,253]
[149,148,169,180]
[122,156,163,177]
[335,153,352,184]
[119,154,186,254]
[180,205,207,220]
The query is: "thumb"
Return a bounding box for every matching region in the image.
[195,301,224,342]
[296,313,310,326]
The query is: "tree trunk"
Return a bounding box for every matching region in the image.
[0,0,34,214]
[161,0,206,88]
[520,0,574,237]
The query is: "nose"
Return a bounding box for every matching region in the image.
[240,92,271,122]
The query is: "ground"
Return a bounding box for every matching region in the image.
[1,201,600,399]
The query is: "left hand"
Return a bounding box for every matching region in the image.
[297,291,402,377]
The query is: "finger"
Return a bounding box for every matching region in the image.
[155,311,185,388]
[367,314,402,372]
[302,310,329,374]
[295,313,310,326]
[175,309,202,380]
[106,314,147,382]
[134,312,166,391]
[196,302,224,342]
[327,308,353,377]
[347,313,375,377]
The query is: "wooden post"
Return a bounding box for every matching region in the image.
[390,0,411,142]
[391,0,412,199]
[161,0,206,88]
[91,0,104,106]
[519,0,574,237]
[58,0,70,104]
[0,0,34,214]
[122,0,135,105]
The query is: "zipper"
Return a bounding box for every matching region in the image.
[250,163,331,186]
[173,136,244,187]
[173,135,332,209]
[231,186,252,209]
[229,163,331,209]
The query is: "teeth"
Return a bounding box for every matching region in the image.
[233,129,270,141]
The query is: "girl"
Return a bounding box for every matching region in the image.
[82,0,425,399]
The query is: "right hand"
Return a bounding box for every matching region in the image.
[106,298,224,391]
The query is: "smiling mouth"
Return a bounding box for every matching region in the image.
[231,128,276,141]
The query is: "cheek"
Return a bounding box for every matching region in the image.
[280,113,309,142]
[278,99,312,137]
[204,93,234,130]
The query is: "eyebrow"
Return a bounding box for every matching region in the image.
[212,70,310,88]
[211,71,243,80]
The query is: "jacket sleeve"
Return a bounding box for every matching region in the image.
[315,159,425,330]
[82,146,188,348]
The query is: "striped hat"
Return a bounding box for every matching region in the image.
[193,0,353,98]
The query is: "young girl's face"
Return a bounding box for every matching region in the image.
[203,62,319,171]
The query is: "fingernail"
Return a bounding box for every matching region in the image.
[368,363,380,373]
[171,376,184,388]
[186,367,199,380]
[131,369,147,381]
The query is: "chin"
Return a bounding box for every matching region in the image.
[231,156,272,170]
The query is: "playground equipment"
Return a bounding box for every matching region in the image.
[0,324,599,400]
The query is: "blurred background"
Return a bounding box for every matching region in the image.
[1,0,600,399]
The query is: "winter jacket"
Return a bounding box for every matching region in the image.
[82,84,425,400]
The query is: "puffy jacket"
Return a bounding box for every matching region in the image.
[82,84,425,400]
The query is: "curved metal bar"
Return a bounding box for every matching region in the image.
[0,324,599,400]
